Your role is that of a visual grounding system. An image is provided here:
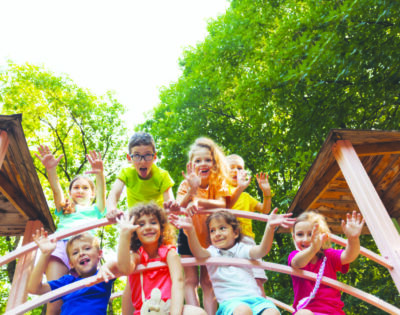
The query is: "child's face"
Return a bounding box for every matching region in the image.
[227,157,245,187]
[209,217,238,250]
[191,147,214,181]
[68,239,101,278]
[128,145,156,179]
[292,221,314,251]
[69,178,94,205]
[135,214,161,245]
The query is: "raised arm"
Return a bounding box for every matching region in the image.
[166,249,185,315]
[86,150,106,213]
[27,228,56,295]
[106,179,125,219]
[35,144,65,211]
[340,211,365,265]
[116,213,138,275]
[249,208,292,259]
[254,172,272,214]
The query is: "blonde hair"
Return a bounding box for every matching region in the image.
[293,211,331,250]
[129,203,176,252]
[66,232,100,260]
[188,137,230,198]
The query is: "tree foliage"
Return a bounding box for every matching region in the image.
[139,0,400,313]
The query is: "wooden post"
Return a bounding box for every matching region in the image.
[0,130,9,170]
[6,220,43,311]
[332,140,400,292]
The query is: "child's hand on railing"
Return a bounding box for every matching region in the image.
[163,200,181,214]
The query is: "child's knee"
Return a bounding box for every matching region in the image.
[233,304,252,315]
[295,310,314,315]
[261,308,280,315]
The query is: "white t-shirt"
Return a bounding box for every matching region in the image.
[206,242,261,302]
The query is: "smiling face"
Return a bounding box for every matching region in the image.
[129,144,157,179]
[68,238,101,278]
[227,156,245,187]
[69,177,95,206]
[209,217,239,250]
[191,147,214,185]
[292,221,314,251]
[135,214,161,246]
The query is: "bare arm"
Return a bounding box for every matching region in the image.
[106,179,125,219]
[178,164,200,207]
[340,211,365,265]
[117,214,138,275]
[254,173,271,214]
[197,196,226,209]
[167,250,185,315]
[86,150,106,213]
[35,145,65,211]
[163,186,175,203]
[27,228,55,295]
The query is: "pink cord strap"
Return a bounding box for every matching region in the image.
[296,256,327,311]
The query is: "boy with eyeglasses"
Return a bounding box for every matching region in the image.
[106,132,175,219]
[106,132,177,314]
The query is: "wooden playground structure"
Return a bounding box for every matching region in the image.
[1,114,400,314]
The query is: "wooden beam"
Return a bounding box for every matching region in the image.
[0,171,35,219]
[0,130,9,170]
[333,140,400,293]
[354,141,400,156]
[6,220,42,311]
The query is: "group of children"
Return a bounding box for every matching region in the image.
[27,132,365,315]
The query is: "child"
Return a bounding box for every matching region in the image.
[106,132,178,314]
[27,229,120,315]
[35,145,106,315]
[227,154,272,296]
[176,137,230,314]
[289,211,365,314]
[116,202,207,315]
[170,209,294,315]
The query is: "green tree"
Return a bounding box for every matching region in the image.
[0,62,127,313]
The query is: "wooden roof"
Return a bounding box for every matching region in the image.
[0,114,55,236]
[287,129,400,234]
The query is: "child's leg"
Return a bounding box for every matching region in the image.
[121,279,135,315]
[233,304,252,315]
[182,304,207,315]
[295,310,314,315]
[45,257,69,315]
[260,308,280,315]
[199,266,217,315]
[183,261,200,306]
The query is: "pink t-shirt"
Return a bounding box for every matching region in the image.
[288,248,350,315]
[129,245,175,315]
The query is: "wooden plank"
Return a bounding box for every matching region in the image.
[6,220,42,311]
[0,130,9,170]
[333,140,400,293]
[354,141,400,156]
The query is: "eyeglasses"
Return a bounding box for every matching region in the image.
[130,153,155,162]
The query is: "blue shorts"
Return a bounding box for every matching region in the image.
[217,296,279,315]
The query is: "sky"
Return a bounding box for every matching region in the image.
[0,0,229,128]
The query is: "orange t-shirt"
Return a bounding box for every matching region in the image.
[177,180,229,247]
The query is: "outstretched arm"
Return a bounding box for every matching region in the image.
[27,228,56,295]
[255,172,272,214]
[167,249,185,315]
[86,150,106,213]
[249,208,293,259]
[106,179,125,219]
[116,213,138,275]
[341,211,365,265]
[35,144,65,212]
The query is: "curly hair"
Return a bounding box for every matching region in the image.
[205,210,243,245]
[129,203,176,252]
[293,211,331,250]
[188,137,230,198]
[62,175,95,214]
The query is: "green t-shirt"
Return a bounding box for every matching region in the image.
[118,164,174,207]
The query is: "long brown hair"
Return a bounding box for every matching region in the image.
[206,210,243,245]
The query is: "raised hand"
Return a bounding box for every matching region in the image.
[35,144,63,171]
[163,200,182,214]
[33,227,57,255]
[116,213,138,235]
[341,211,365,240]
[237,169,251,190]
[310,224,329,252]
[256,172,271,197]
[86,150,104,175]
[168,213,193,230]
[92,264,115,284]
[267,208,296,228]
[182,163,201,192]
